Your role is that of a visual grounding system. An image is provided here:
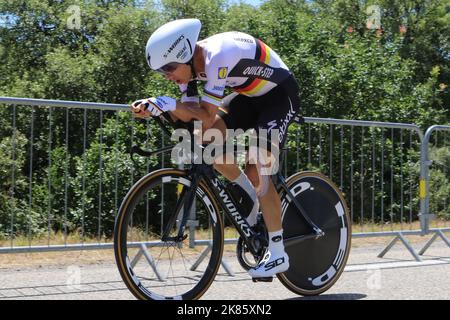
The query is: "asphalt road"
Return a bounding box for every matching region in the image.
[0,241,449,300]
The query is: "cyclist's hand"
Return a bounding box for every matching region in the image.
[131,99,151,118]
[131,97,176,118]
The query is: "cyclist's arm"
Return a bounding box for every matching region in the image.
[171,78,222,130]
[171,53,227,130]
[171,101,218,130]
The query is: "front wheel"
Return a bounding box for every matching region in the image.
[277,171,351,296]
[114,169,224,300]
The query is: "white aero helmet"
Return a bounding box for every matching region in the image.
[145,18,202,71]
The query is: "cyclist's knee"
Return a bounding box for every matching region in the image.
[213,162,227,173]
[244,164,270,197]
[244,164,259,188]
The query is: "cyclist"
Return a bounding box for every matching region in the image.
[131,18,300,279]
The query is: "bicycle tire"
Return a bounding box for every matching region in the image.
[114,169,224,300]
[277,171,351,296]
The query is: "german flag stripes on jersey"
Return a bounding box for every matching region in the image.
[187,31,291,107]
[229,39,291,95]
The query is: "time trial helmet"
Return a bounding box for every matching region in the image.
[145,18,202,72]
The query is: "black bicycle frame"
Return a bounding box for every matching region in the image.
[132,114,324,255]
[157,161,259,254]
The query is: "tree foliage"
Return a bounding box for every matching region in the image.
[0,0,448,238]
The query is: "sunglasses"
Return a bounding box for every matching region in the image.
[156,62,180,74]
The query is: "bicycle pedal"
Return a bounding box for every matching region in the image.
[252,277,273,283]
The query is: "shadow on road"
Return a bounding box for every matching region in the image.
[0,280,127,299]
[287,293,367,300]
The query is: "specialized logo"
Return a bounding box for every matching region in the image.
[265,100,296,144]
[164,35,185,58]
[176,43,188,59]
[211,178,251,237]
[278,100,296,143]
[218,67,228,79]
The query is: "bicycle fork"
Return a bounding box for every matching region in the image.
[161,174,200,243]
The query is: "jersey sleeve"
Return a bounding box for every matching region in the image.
[202,78,226,107]
[179,82,200,104]
[201,50,229,107]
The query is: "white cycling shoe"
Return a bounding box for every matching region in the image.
[248,249,290,278]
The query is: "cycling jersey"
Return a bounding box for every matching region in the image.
[178,31,292,107]
[178,31,301,150]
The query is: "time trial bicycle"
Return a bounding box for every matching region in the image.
[114,112,351,300]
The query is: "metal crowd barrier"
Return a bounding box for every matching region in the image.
[418,125,450,255]
[0,97,448,262]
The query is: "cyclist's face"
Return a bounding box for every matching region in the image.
[163,63,191,85]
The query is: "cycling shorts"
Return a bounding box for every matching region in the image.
[218,73,301,149]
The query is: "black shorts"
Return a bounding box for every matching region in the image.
[218,74,301,149]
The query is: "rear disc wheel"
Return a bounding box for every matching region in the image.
[277,171,351,296]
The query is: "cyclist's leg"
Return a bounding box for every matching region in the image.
[208,114,241,180]
[244,163,259,191]
[210,94,260,224]
[252,77,300,219]
[247,170,289,277]
[211,93,251,179]
[247,75,301,277]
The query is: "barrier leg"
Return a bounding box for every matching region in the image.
[418,232,439,255]
[378,236,399,258]
[378,233,422,262]
[419,230,450,255]
[190,244,234,276]
[130,243,165,281]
